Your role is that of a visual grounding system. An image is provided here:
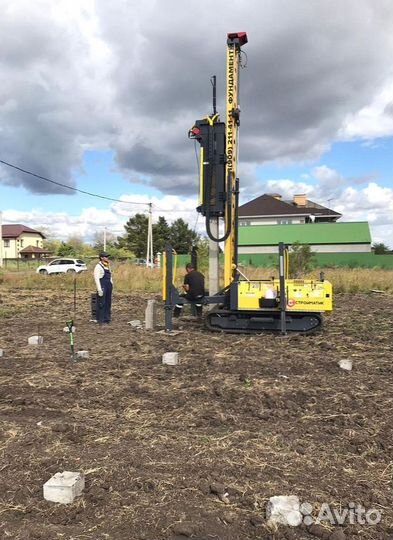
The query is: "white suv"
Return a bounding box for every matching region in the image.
[36,258,87,275]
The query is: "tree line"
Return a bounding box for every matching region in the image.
[43,214,200,258]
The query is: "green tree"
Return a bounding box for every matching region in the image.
[93,231,119,254]
[40,227,61,255]
[196,237,209,259]
[93,232,134,258]
[288,242,315,277]
[169,218,199,254]
[93,230,114,250]
[57,242,76,256]
[372,242,389,254]
[66,235,87,256]
[153,216,171,254]
[43,238,62,255]
[118,213,149,258]
[57,236,96,258]
[189,236,209,272]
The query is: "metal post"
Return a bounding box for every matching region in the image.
[211,75,217,115]
[209,217,220,295]
[146,207,150,267]
[278,242,287,335]
[65,320,76,362]
[146,203,153,268]
[73,276,77,319]
[164,244,173,332]
[191,244,198,270]
[0,211,3,268]
[233,177,240,280]
[150,205,154,268]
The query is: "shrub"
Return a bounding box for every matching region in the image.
[288,242,315,278]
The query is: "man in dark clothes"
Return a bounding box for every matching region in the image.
[93,251,113,324]
[174,263,205,318]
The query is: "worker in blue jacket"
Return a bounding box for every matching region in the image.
[93,251,113,324]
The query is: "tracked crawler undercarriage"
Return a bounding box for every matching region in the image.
[205,307,323,334]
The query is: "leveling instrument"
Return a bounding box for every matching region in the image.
[64,320,76,361]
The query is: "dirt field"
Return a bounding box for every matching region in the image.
[0,288,392,540]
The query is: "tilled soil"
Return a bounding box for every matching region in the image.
[0,289,392,540]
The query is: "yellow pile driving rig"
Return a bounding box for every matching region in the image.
[163,32,332,334]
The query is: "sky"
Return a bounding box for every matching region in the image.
[1,0,393,248]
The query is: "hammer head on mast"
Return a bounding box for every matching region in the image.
[227,32,248,46]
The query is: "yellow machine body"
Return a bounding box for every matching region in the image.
[236,279,333,312]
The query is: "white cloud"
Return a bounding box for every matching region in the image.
[244,166,393,248]
[257,179,313,199]
[2,0,393,194]
[339,78,393,140]
[3,169,393,248]
[2,194,203,243]
[334,183,393,228]
[3,207,121,241]
[1,1,393,249]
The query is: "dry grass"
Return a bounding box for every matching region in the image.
[232,265,393,293]
[314,267,393,293]
[0,262,392,294]
[0,262,162,293]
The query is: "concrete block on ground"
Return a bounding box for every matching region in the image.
[266,495,302,526]
[162,352,179,365]
[28,335,44,346]
[338,359,353,371]
[76,350,89,359]
[0,349,4,357]
[43,471,85,504]
[128,320,142,327]
[145,299,157,330]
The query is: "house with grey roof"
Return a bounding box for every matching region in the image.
[238,193,342,226]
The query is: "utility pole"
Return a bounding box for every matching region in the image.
[146,203,153,268]
[0,211,3,268]
[103,227,107,251]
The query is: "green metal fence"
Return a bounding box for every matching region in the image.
[238,252,393,269]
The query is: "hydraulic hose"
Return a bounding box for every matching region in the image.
[205,200,232,243]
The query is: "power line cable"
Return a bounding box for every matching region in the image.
[153,206,196,213]
[0,158,150,206]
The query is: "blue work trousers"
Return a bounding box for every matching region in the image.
[97,280,112,323]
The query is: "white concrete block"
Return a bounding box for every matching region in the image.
[28,335,44,346]
[338,359,353,371]
[43,471,85,504]
[128,320,142,327]
[162,352,179,365]
[0,349,4,357]
[76,350,89,359]
[266,495,302,527]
